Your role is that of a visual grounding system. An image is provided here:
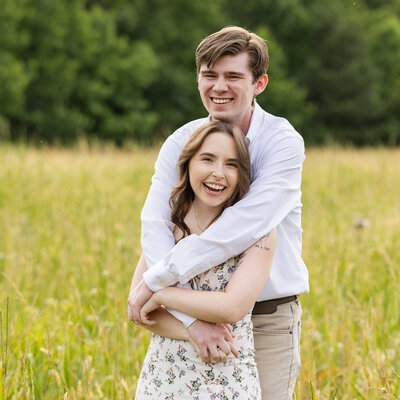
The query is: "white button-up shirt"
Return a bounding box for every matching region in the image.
[141,102,309,327]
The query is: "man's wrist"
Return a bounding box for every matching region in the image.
[143,260,178,291]
[167,308,197,328]
[185,318,197,329]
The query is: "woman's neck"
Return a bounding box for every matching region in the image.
[190,199,221,234]
[174,199,221,243]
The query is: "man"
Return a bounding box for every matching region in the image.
[129,26,308,399]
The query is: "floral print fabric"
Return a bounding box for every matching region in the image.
[135,256,261,399]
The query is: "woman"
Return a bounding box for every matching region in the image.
[130,121,277,399]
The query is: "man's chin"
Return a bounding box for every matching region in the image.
[209,113,232,123]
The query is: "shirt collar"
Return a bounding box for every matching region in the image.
[245,102,264,143]
[206,101,264,143]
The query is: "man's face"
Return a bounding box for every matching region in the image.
[197,52,267,134]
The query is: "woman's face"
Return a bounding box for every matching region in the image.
[188,131,240,212]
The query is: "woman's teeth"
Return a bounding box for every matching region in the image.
[204,183,225,192]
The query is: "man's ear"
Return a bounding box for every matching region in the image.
[254,74,268,96]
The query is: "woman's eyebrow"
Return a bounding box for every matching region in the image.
[199,152,215,157]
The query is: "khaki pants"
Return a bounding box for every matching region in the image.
[252,299,302,400]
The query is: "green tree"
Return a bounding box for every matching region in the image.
[226,0,318,141]
[1,0,158,144]
[1,0,400,145]
[301,1,382,144]
[366,9,400,144]
[226,0,400,145]
[65,5,159,144]
[0,0,30,138]
[113,0,226,136]
[254,26,315,141]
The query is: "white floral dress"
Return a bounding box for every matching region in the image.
[135,256,261,400]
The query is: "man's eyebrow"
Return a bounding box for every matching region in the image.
[225,71,246,77]
[199,70,216,75]
[199,70,246,77]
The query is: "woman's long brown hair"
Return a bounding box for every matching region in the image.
[169,121,252,238]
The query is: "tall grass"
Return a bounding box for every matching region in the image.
[0,144,399,399]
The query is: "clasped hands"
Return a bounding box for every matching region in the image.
[128,279,239,363]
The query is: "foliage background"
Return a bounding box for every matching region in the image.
[1,0,400,146]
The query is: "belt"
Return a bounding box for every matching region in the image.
[252,295,298,315]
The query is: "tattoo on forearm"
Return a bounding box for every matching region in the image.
[255,232,271,251]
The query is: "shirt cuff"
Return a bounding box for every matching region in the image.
[167,309,197,328]
[142,260,178,292]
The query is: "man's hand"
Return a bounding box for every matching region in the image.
[128,279,154,324]
[187,320,239,363]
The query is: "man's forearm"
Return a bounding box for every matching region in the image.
[129,253,197,327]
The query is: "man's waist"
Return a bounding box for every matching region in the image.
[257,275,309,302]
[252,295,299,315]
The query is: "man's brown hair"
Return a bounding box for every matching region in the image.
[196,26,269,82]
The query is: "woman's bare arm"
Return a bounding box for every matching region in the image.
[128,254,189,340]
[140,229,277,325]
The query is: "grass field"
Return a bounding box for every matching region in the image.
[0,144,399,399]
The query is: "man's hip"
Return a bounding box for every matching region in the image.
[252,297,302,400]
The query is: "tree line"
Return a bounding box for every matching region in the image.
[1,0,399,146]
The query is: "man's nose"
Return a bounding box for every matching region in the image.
[213,76,228,92]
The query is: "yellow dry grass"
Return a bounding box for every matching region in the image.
[0,144,399,399]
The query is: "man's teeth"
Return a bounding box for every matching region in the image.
[212,98,231,104]
[204,183,225,191]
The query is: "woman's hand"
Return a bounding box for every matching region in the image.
[140,292,162,325]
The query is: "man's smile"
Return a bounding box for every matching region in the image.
[211,97,233,104]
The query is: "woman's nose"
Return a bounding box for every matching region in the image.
[212,164,224,179]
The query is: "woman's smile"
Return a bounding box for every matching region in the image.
[202,181,227,195]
